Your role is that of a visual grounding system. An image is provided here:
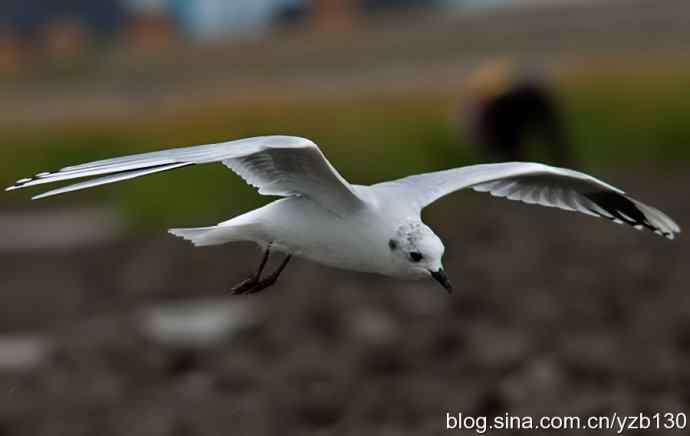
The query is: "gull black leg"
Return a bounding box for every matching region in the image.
[247,254,292,294]
[231,248,271,294]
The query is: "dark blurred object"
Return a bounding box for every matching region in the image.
[362,0,438,14]
[0,0,125,41]
[273,1,312,28]
[462,60,574,165]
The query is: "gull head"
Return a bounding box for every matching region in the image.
[387,221,451,293]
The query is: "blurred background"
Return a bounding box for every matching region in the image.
[1,0,689,434]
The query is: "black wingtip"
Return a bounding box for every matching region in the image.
[584,191,675,239]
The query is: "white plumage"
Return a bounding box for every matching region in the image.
[8,136,363,215]
[6,135,680,291]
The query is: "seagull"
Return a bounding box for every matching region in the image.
[6,136,680,294]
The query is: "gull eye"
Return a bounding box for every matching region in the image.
[409,252,423,262]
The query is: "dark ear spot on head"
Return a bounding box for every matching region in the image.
[388,239,398,250]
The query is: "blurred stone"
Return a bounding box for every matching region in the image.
[293,381,346,429]
[0,207,123,253]
[429,327,466,359]
[500,355,565,407]
[564,385,638,416]
[301,297,346,343]
[625,346,684,392]
[395,283,449,316]
[469,388,506,417]
[349,307,400,345]
[174,371,215,399]
[358,343,409,377]
[0,334,52,372]
[468,325,532,371]
[0,167,689,434]
[137,297,259,349]
[559,332,626,380]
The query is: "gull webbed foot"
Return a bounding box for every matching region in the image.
[231,276,259,295]
[230,248,291,295]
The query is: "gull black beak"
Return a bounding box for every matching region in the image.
[430,268,453,293]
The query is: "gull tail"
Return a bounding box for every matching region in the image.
[169,223,257,247]
[168,227,218,246]
[169,203,268,247]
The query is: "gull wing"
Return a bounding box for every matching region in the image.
[373,162,680,239]
[6,135,365,215]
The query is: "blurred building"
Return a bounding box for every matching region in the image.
[444,0,600,11]
[0,0,456,69]
[44,18,91,62]
[0,0,125,41]
[0,0,126,69]
[363,0,438,14]
[0,30,23,74]
[310,0,438,31]
[165,0,440,40]
[0,0,448,52]
[169,0,306,40]
[311,0,357,31]
[123,0,177,52]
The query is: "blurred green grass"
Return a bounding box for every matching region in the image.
[563,68,690,165]
[3,68,690,228]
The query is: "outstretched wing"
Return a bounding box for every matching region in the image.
[373,162,680,239]
[6,135,365,215]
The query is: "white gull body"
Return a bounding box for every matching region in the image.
[6,136,680,291]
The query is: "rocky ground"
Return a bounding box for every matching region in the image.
[0,171,688,436]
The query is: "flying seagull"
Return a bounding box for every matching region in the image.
[6,136,680,293]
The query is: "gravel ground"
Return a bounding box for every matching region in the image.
[0,171,688,436]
